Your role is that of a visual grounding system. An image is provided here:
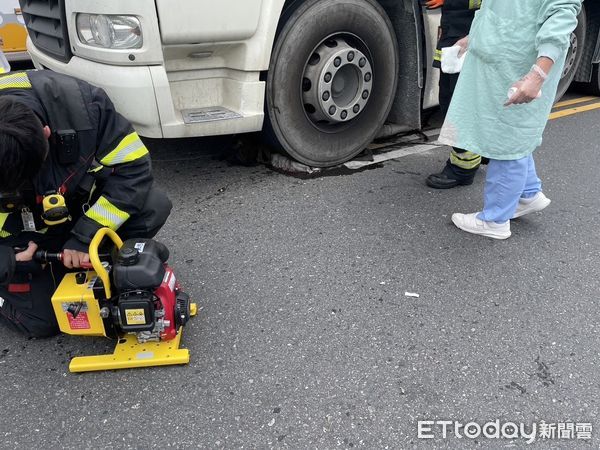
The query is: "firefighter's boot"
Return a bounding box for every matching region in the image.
[426,149,481,189]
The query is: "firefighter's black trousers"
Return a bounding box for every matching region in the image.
[0,188,172,338]
[439,72,482,182]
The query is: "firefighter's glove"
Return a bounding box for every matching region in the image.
[422,0,444,10]
[505,64,546,106]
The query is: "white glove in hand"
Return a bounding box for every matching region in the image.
[441,45,467,74]
[505,64,547,106]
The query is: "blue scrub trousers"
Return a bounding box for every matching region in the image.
[477,155,542,223]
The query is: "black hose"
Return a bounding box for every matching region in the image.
[34,250,62,264]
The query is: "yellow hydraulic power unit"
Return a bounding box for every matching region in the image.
[41,228,196,373]
[0,2,28,63]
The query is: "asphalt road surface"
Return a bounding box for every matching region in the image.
[1,94,599,449]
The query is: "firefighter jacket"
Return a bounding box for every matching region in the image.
[433,0,482,68]
[0,70,153,282]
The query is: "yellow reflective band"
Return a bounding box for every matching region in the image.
[0,72,31,90]
[450,150,482,170]
[100,132,149,166]
[0,67,6,74]
[85,196,130,230]
[0,212,10,238]
[451,150,481,160]
[434,49,442,62]
[469,0,482,9]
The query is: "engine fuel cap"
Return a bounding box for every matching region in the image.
[118,247,139,266]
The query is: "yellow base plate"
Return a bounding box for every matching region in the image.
[69,303,197,373]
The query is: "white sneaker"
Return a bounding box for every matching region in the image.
[452,212,511,240]
[512,192,551,219]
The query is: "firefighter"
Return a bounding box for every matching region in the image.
[0,70,172,337]
[424,0,483,189]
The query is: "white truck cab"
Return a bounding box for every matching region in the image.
[22,0,597,167]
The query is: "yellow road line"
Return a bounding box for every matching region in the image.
[550,101,600,120]
[553,96,598,109]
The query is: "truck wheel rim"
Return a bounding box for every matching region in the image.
[562,32,578,79]
[302,35,373,130]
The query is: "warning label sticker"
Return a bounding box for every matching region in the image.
[62,302,91,330]
[67,311,91,330]
[125,308,146,325]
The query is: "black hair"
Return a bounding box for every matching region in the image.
[0,96,48,192]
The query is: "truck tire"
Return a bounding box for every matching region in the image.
[556,6,586,100]
[582,63,600,95]
[265,0,399,167]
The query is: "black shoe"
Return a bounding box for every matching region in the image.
[426,172,474,189]
[481,157,490,165]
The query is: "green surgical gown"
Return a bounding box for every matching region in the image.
[438,0,582,160]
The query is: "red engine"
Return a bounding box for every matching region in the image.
[154,267,187,341]
[112,239,191,343]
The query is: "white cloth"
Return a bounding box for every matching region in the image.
[441,46,466,74]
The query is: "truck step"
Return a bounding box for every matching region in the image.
[182,107,242,124]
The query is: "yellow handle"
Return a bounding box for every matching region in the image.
[89,228,123,298]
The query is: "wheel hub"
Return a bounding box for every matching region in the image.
[302,37,373,125]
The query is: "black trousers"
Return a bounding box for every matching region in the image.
[439,72,481,181]
[439,71,459,118]
[0,188,172,338]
